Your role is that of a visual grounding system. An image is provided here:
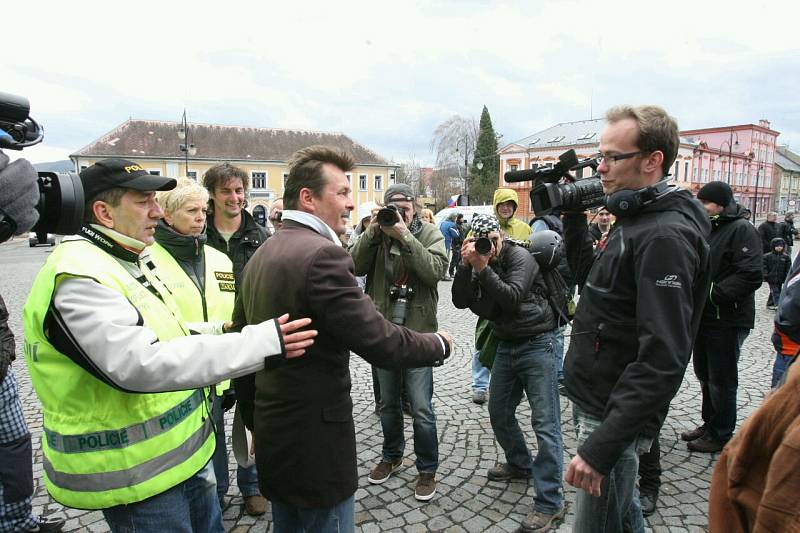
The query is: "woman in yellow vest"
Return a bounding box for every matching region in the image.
[150,179,239,511]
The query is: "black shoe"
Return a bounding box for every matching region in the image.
[487,463,532,481]
[27,516,66,532]
[640,492,658,516]
[680,425,706,442]
[687,434,725,453]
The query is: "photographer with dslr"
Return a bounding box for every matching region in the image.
[0,152,65,532]
[350,183,448,501]
[562,106,711,532]
[452,214,565,532]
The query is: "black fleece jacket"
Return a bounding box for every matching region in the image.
[563,188,711,476]
[451,241,555,341]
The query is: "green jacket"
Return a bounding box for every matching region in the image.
[350,222,447,333]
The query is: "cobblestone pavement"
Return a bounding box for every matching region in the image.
[1,237,781,532]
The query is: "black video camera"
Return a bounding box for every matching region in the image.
[377,204,402,226]
[0,91,84,235]
[504,149,605,216]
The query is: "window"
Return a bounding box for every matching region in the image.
[527,138,540,146]
[148,170,161,176]
[359,174,367,191]
[575,167,585,179]
[345,173,352,185]
[674,162,679,180]
[693,167,698,180]
[186,170,198,180]
[547,135,566,143]
[282,173,289,190]
[684,162,689,181]
[510,164,519,172]
[703,169,709,182]
[577,132,596,141]
[389,173,396,185]
[374,175,383,191]
[251,171,267,189]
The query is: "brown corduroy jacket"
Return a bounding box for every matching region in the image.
[708,361,800,532]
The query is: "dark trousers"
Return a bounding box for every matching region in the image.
[637,432,661,495]
[448,245,462,277]
[692,325,748,443]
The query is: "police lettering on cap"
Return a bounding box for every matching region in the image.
[80,158,177,201]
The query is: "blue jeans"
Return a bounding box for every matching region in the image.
[471,349,490,393]
[554,325,565,381]
[210,393,261,499]
[488,331,563,515]
[572,405,650,533]
[102,461,223,533]
[769,283,783,306]
[271,494,354,533]
[692,325,748,442]
[376,367,438,473]
[772,354,795,388]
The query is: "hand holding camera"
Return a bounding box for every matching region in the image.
[375,204,410,242]
[461,237,492,273]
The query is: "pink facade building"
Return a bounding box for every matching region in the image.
[681,120,779,217]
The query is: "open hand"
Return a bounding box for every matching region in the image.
[276,314,317,358]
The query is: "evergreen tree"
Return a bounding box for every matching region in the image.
[470,105,500,205]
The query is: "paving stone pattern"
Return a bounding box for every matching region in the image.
[0,239,780,532]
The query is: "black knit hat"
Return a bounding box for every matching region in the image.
[697,181,733,208]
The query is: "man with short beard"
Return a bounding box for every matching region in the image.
[203,163,269,515]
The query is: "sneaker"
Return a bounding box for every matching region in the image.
[472,390,487,404]
[368,459,403,484]
[640,491,658,516]
[244,494,268,516]
[487,462,532,481]
[26,516,66,532]
[687,434,726,453]
[414,472,437,501]
[520,507,566,532]
[680,425,706,442]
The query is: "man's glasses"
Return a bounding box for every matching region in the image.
[593,151,644,166]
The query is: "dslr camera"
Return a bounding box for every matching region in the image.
[474,236,493,256]
[377,204,403,226]
[0,91,84,235]
[389,284,414,325]
[504,149,605,216]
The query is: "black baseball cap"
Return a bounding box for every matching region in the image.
[80,158,176,201]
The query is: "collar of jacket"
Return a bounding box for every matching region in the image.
[154,220,206,260]
[79,224,144,263]
[209,209,265,242]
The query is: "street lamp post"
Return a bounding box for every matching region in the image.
[719,129,740,185]
[456,135,472,206]
[177,109,197,178]
[754,163,764,221]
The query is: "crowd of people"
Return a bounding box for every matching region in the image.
[0,104,797,533]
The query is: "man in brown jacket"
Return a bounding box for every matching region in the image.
[708,360,800,531]
[232,145,452,533]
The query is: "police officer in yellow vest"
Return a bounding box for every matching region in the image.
[149,178,238,512]
[22,159,317,533]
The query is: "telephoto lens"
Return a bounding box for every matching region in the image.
[474,237,493,256]
[377,205,399,226]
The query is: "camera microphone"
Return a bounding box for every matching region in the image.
[503,149,580,183]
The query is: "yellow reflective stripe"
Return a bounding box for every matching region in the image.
[45,389,206,454]
[43,417,213,492]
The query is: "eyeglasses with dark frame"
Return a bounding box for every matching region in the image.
[593,151,646,166]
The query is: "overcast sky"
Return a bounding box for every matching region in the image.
[4,0,799,166]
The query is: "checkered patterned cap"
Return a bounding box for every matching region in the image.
[471,214,500,237]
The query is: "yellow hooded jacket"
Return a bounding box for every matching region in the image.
[493,188,532,240]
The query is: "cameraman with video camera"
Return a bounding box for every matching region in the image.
[561,106,711,532]
[0,151,66,532]
[452,213,564,532]
[350,183,448,502]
